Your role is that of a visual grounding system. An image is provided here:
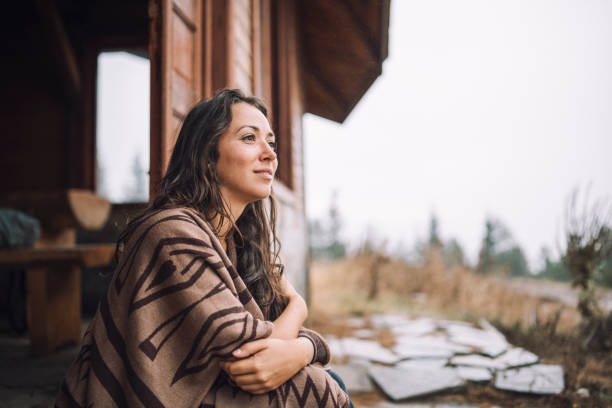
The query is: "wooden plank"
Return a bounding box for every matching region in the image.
[150,0,202,199]
[260,0,274,114]
[0,190,111,231]
[272,0,294,190]
[149,0,164,199]
[172,71,196,117]
[206,0,230,95]
[79,45,97,191]
[0,244,115,269]
[251,0,262,97]
[174,0,197,21]
[172,11,195,81]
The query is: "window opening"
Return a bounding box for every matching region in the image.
[96,51,150,203]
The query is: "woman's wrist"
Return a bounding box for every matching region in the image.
[295,337,314,367]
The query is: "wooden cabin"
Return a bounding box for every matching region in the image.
[0,0,389,353]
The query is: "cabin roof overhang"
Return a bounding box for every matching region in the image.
[298,0,390,123]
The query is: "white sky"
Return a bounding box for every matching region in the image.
[97,52,150,203]
[303,0,612,267]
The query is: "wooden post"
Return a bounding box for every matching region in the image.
[27,265,81,355]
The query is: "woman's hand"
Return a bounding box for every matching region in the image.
[219,337,314,394]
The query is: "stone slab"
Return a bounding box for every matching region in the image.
[393,335,470,359]
[330,363,374,394]
[450,354,505,370]
[371,314,412,329]
[353,328,377,338]
[494,364,564,395]
[396,358,448,370]
[371,404,478,408]
[326,335,345,361]
[368,366,465,401]
[369,403,431,408]
[446,323,508,357]
[479,319,510,357]
[437,320,474,329]
[346,316,367,328]
[393,344,454,360]
[495,347,539,368]
[346,357,373,369]
[454,366,492,382]
[390,318,437,337]
[342,338,399,364]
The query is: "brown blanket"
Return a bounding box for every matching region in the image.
[56,208,349,407]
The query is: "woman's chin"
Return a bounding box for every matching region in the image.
[246,189,272,203]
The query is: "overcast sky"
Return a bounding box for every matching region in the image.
[303,0,612,267]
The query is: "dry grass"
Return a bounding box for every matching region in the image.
[307,252,612,407]
[310,252,581,333]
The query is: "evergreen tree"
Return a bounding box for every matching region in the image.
[308,190,346,260]
[326,190,346,259]
[476,217,530,276]
[536,247,572,282]
[496,246,529,277]
[428,215,442,247]
[476,220,496,274]
[124,153,148,202]
[442,238,466,268]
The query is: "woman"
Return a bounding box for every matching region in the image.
[56,89,350,407]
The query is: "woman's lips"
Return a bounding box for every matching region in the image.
[254,170,273,180]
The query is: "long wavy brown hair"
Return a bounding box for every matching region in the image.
[117,88,287,320]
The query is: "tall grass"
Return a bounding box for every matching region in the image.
[310,251,580,334]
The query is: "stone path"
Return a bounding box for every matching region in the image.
[328,314,564,406]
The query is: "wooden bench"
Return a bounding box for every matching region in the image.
[0,190,113,354]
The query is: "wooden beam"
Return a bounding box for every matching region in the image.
[34,0,81,101]
[0,244,115,269]
[337,0,383,63]
[0,190,111,232]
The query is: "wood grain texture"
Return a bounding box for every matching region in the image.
[150,0,202,199]
[27,265,81,355]
[0,189,111,231]
[0,244,115,269]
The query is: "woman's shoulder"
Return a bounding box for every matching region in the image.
[127,207,214,244]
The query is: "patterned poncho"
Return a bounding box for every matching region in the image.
[56,207,349,407]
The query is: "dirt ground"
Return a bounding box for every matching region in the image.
[306,256,612,408]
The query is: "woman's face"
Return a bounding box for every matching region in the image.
[215,102,278,209]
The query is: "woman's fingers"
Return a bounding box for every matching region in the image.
[229,373,276,394]
[221,356,258,376]
[233,338,268,358]
[228,372,266,387]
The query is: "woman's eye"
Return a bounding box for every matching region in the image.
[268,141,277,150]
[242,134,256,142]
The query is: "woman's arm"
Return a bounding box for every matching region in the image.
[219,337,314,394]
[220,277,319,394]
[269,275,308,339]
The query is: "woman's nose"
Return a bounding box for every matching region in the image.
[260,140,277,161]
